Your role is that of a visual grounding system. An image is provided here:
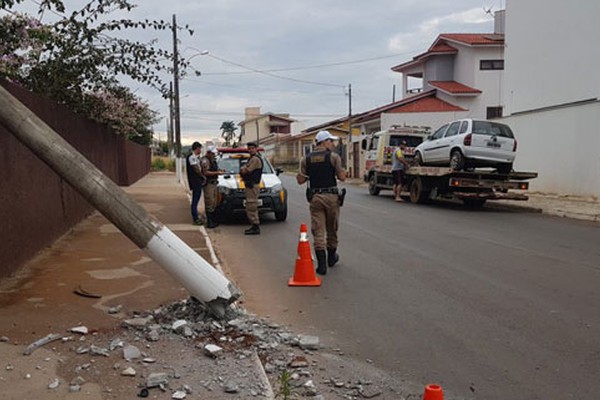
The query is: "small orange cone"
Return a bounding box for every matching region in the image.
[288,224,321,287]
[423,384,444,400]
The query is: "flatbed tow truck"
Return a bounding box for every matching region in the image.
[367,166,538,208]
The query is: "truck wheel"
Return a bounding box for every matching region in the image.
[415,152,424,166]
[463,198,486,208]
[368,175,380,196]
[450,150,465,171]
[409,178,429,204]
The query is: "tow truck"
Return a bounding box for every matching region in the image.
[362,126,538,207]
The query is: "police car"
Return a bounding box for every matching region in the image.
[215,147,288,221]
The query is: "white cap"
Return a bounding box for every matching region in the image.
[206,145,218,154]
[315,130,339,143]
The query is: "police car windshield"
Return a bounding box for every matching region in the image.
[218,155,273,174]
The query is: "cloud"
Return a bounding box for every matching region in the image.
[388,8,493,53]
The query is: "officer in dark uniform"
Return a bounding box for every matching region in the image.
[185,141,205,225]
[297,131,347,275]
[239,142,263,235]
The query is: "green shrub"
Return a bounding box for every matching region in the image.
[151,157,166,171]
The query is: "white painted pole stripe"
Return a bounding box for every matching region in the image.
[145,225,236,302]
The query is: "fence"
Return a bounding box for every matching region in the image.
[0,79,150,278]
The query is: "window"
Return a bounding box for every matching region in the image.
[444,122,461,137]
[459,121,469,134]
[472,121,514,138]
[480,59,504,70]
[486,106,503,119]
[431,124,448,140]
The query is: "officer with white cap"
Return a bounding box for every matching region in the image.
[296,131,347,275]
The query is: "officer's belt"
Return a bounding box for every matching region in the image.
[207,180,218,184]
[310,187,338,194]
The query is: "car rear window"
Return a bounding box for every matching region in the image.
[218,155,273,174]
[472,121,515,138]
[389,135,424,147]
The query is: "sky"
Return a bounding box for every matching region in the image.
[6,0,505,144]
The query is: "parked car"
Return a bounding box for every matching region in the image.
[414,118,517,173]
[215,147,287,221]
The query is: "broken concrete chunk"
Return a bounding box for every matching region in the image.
[90,345,109,357]
[298,335,320,350]
[107,305,123,314]
[123,345,141,361]
[123,316,153,328]
[121,367,136,377]
[109,338,124,351]
[23,333,63,355]
[48,378,60,389]
[70,326,88,335]
[288,356,309,369]
[147,330,160,342]
[224,382,239,393]
[142,358,156,364]
[172,320,188,332]
[1,336,9,342]
[172,390,187,399]
[359,386,383,399]
[75,345,89,354]
[204,344,223,358]
[69,384,81,393]
[71,376,86,386]
[146,372,169,388]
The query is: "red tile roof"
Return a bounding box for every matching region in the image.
[391,44,457,72]
[428,81,482,94]
[437,33,504,46]
[353,90,466,124]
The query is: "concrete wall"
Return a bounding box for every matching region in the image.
[500,0,600,196]
[0,80,151,278]
[503,101,600,196]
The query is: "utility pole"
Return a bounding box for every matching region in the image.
[168,82,174,157]
[172,14,182,182]
[345,83,352,170]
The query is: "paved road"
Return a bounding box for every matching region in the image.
[212,175,600,400]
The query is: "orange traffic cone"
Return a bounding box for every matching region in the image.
[423,384,444,400]
[288,224,321,287]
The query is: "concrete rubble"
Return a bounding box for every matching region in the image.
[0,295,411,399]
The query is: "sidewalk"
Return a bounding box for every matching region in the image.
[0,172,274,400]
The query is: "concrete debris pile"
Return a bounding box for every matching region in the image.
[4,297,396,399]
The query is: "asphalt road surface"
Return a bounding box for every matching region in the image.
[212,175,600,400]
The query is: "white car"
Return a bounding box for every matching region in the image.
[215,148,287,221]
[414,118,517,174]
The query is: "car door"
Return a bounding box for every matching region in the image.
[438,121,462,163]
[420,123,448,164]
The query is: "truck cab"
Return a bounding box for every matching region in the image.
[362,125,431,181]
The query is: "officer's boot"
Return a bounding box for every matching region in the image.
[327,248,339,267]
[206,212,219,229]
[315,250,327,275]
[244,224,260,235]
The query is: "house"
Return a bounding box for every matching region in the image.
[238,107,295,146]
[500,1,600,196]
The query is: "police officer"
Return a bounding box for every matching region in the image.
[239,142,263,235]
[185,141,205,225]
[201,146,226,228]
[296,131,347,275]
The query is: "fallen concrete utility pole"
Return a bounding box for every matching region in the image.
[0,85,239,317]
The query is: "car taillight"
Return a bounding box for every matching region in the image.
[463,134,472,146]
[513,139,517,152]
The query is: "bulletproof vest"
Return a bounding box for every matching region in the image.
[186,152,204,190]
[244,155,263,188]
[306,150,336,189]
[203,156,220,183]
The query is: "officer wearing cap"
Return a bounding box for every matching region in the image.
[239,142,263,235]
[185,141,205,225]
[201,146,226,228]
[297,130,347,275]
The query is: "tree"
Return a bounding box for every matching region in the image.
[0,0,193,144]
[220,120,238,147]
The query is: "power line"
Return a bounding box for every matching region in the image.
[188,49,345,88]
[200,51,416,76]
